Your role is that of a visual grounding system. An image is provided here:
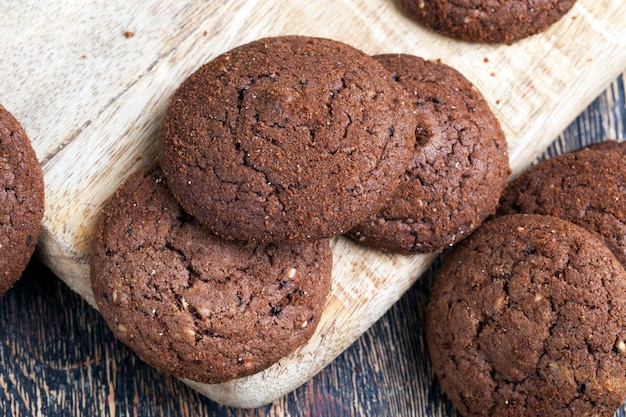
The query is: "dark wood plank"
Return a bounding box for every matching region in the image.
[0,70,625,416]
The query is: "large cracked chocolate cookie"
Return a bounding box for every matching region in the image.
[160,35,417,243]
[427,214,626,416]
[90,166,332,383]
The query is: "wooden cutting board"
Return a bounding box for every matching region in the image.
[2,0,626,409]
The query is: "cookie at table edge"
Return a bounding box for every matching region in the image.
[401,0,578,44]
[497,149,626,267]
[427,213,626,416]
[159,35,417,243]
[347,54,510,254]
[90,165,333,384]
[0,103,45,296]
[579,138,626,155]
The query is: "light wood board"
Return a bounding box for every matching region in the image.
[1,0,626,409]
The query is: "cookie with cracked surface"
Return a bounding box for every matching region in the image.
[0,104,44,296]
[401,0,578,44]
[90,166,332,384]
[427,214,626,416]
[347,55,510,254]
[497,150,626,267]
[160,35,417,243]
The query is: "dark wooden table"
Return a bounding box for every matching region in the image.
[1,71,625,417]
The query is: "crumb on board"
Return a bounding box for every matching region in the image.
[124,31,135,38]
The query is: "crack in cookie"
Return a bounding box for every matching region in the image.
[160,36,417,243]
[90,166,332,383]
[427,214,626,416]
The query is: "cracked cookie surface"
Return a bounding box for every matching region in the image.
[90,166,332,383]
[497,150,626,267]
[401,0,578,44]
[0,104,44,296]
[160,35,417,243]
[347,55,509,254]
[426,214,626,416]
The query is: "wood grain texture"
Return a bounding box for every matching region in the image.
[0,71,625,416]
[1,0,626,408]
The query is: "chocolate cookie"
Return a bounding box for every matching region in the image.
[401,0,578,44]
[582,139,626,155]
[160,35,417,243]
[90,166,332,383]
[497,150,626,267]
[0,104,44,296]
[347,55,510,254]
[427,214,626,416]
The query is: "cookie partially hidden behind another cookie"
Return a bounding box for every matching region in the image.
[401,0,578,44]
[347,55,510,254]
[497,150,626,267]
[427,214,626,416]
[0,104,45,296]
[90,166,332,384]
[160,35,417,243]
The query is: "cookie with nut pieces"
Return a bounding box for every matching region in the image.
[347,54,510,254]
[401,0,578,44]
[90,165,332,383]
[497,149,626,267]
[427,214,626,416]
